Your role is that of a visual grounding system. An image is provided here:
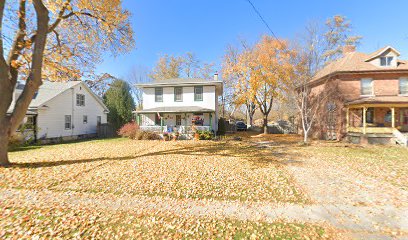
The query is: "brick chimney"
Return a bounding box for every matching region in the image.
[343,45,356,55]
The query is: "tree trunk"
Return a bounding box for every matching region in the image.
[303,130,308,143]
[249,114,254,126]
[263,116,268,134]
[0,120,10,166]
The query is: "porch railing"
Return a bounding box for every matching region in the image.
[139,125,210,133]
[393,129,408,147]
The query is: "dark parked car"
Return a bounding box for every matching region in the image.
[235,121,247,131]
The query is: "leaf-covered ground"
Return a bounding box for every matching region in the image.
[1,204,343,239]
[3,138,307,203]
[2,135,406,238]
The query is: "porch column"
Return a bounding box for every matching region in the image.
[184,113,187,134]
[209,113,212,131]
[346,108,350,130]
[160,113,163,132]
[391,107,395,128]
[363,107,367,134]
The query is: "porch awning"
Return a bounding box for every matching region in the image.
[133,106,215,114]
[346,96,408,107]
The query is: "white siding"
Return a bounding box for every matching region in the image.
[36,83,107,139]
[369,50,399,67]
[143,86,216,110]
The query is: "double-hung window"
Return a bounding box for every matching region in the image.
[380,56,393,66]
[361,78,373,96]
[400,78,408,95]
[194,86,203,101]
[76,94,85,106]
[65,115,72,129]
[155,87,163,102]
[174,87,183,102]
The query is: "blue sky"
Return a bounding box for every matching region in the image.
[96,0,408,79]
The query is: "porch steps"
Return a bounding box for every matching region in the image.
[393,129,408,147]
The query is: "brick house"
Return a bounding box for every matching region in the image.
[310,46,408,145]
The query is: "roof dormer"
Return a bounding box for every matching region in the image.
[365,46,400,67]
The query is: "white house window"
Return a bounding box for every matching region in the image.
[361,78,373,96]
[97,116,102,125]
[400,78,408,95]
[176,115,182,126]
[194,86,203,101]
[380,56,393,66]
[83,115,88,124]
[174,87,183,102]
[155,87,163,102]
[76,94,85,106]
[65,115,72,129]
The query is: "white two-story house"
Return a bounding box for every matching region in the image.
[134,77,223,133]
[8,81,109,142]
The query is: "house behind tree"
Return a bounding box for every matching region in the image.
[134,76,223,133]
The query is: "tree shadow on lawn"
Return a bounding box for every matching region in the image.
[8,155,137,169]
[138,141,304,168]
[7,140,305,169]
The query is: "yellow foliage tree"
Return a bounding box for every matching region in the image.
[223,36,295,133]
[0,0,134,165]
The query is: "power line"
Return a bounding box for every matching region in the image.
[245,0,280,41]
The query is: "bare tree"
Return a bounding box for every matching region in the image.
[291,15,361,143]
[127,65,150,110]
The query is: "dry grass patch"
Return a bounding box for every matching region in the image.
[303,142,408,190]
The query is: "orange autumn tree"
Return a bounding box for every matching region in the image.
[224,36,295,133]
[0,0,134,166]
[223,44,257,125]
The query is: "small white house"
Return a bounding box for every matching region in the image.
[134,77,223,133]
[7,81,109,142]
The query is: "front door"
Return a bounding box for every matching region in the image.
[401,109,408,132]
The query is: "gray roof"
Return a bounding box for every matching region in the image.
[134,106,215,113]
[7,81,108,114]
[135,78,223,95]
[136,78,223,87]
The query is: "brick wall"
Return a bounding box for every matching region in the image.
[310,72,407,139]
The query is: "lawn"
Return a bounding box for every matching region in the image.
[301,142,408,190]
[2,135,406,239]
[1,204,342,239]
[3,138,307,203]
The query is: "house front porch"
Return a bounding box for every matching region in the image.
[133,106,217,134]
[345,96,408,145]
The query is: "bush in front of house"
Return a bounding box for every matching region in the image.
[117,122,140,139]
[136,131,161,140]
[197,130,214,140]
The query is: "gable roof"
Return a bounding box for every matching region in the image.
[365,46,400,62]
[311,46,408,83]
[136,78,223,86]
[7,81,108,114]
